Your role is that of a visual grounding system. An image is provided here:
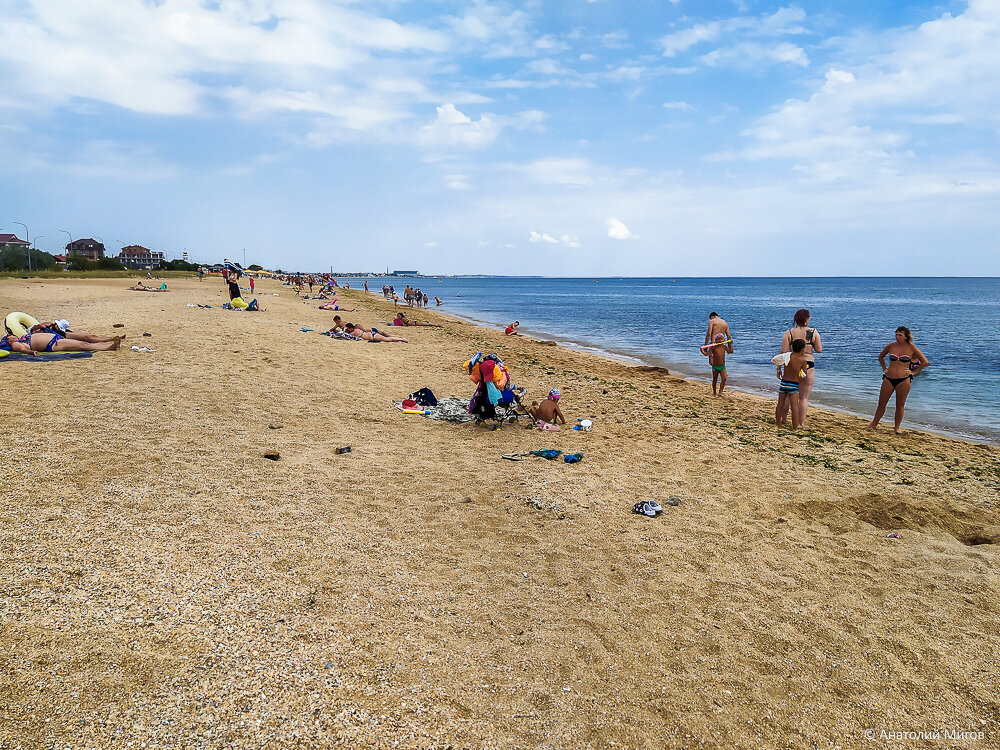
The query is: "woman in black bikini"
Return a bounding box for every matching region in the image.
[867,326,928,434]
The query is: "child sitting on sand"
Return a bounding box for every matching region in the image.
[704,332,733,396]
[528,388,566,430]
[776,339,809,429]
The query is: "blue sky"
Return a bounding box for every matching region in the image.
[2,0,998,275]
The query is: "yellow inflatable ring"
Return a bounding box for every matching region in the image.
[4,312,39,337]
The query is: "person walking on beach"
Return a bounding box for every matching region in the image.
[776,339,809,429]
[704,332,733,396]
[867,326,929,434]
[778,309,822,428]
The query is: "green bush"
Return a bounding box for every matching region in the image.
[67,255,125,271]
[0,246,57,271]
[158,259,200,271]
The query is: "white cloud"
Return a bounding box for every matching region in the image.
[522,158,595,186]
[663,101,694,111]
[417,104,501,148]
[660,6,807,65]
[605,218,634,240]
[718,1,1000,179]
[529,231,580,247]
[0,0,449,119]
[699,41,808,69]
[602,30,629,49]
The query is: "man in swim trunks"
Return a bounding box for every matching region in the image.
[705,312,732,348]
[776,339,808,429]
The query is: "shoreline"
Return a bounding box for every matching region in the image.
[423,297,998,448]
[3,276,999,748]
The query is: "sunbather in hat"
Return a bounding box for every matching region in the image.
[28,318,123,344]
[1,331,121,355]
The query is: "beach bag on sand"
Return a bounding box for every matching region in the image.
[407,387,438,407]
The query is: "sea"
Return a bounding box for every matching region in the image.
[339,277,1000,445]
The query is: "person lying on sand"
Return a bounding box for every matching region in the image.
[343,323,408,343]
[527,388,565,427]
[393,312,440,327]
[2,332,121,355]
[129,281,168,292]
[319,301,357,311]
[28,318,123,344]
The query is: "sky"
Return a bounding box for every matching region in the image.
[2,0,999,276]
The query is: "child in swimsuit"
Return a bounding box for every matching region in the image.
[528,388,565,429]
[776,339,809,429]
[705,332,733,396]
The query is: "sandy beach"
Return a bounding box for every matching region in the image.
[2,276,998,749]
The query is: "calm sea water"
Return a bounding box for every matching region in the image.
[342,277,1000,445]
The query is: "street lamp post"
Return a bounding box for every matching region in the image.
[59,230,73,257]
[13,221,30,270]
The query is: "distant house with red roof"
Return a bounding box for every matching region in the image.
[0,233,29,252]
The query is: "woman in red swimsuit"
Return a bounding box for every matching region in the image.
[867,326,928,434]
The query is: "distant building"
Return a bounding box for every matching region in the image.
[66,238,106,260]
[0,233,29,252]
[391,270,419,277]
[118,245,165,269]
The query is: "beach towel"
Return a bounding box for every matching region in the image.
[0,351,94,362]
[407,387,438,407]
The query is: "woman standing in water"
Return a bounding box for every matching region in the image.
[868,326,929,434]
[778,309,823,428]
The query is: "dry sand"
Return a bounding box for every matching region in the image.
[1,276,998,749]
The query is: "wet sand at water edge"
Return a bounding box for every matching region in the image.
[1,276,998,749]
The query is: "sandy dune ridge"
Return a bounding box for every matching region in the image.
[1,277,998,749]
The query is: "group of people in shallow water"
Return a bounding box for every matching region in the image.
[704,308,929,434]
[1,318,123,355]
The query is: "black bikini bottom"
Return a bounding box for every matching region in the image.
[883,374,912,389]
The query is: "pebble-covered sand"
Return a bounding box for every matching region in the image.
[1,276,998,749]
